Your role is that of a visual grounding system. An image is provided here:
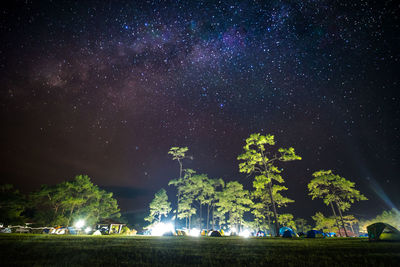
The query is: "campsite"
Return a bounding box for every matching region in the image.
[1,234,399,266]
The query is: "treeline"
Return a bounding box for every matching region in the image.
[0,175,120,227]
[145,133,367,236]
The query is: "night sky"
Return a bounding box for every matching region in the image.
[1,0,399,225]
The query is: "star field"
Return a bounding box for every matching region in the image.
[0,0,399,222]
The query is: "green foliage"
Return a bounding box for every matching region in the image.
[295,218,311,233]
[312,212,337,232]
[216,181,253,229]
[278,213,296,230]
[0,184,26,225]
[30,175,120,226]
[308,170,367,210]
[238,133,301,235]
[145,188,171,224]
[168,147,189,161]
[359,209,400,232]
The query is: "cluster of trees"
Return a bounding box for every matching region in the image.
[145,133,368,236]
[0,175,120,227]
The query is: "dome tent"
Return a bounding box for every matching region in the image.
[208,230,222,237]
[367,222,400,241]
[306,230,324,238]
[279,227,296,238]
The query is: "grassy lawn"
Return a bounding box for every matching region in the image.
[1,234,399,266]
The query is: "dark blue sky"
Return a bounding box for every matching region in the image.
[0,0,399,225]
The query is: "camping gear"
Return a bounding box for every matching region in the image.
[93,230,102,235]
[279,227,296,237]
[256,230,266,237]
[176,230,187,236]
[162,231,174,236]
[0,228,11,233]
[367,222,400,241]
[283,230,294,238]
[208,230,222,237]
[306,230,324,238]
[298,232,305,237]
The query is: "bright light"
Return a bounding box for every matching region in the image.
[84,227,91,234]
[240,229,251,238]
[150,222,174,236]
[74,219,85,229]
[189,228,200,237]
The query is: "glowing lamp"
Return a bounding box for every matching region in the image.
[74,219,85,229]
[189,228,200,237]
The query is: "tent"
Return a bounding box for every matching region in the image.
[208,230,222,237]
[279,227,292,236]
[367,222,400,241]
[279,227,296,237]
[306,230,324,238]
[162,231,175,236]
[176,229,187,236]
[282,230,295,238]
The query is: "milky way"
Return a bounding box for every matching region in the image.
[1,0,399,223]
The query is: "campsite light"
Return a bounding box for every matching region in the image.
[84,227,91,234]
[74,219,85,229]
[189,228,200,237]
[150,222,174,236]
[240,229,251,238]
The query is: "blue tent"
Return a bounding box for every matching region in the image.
[279,227,296,237]
[306,230,324,238]
[283,230,295,238]
[279,227,293,236]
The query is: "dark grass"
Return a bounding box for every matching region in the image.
[1,234,399,266]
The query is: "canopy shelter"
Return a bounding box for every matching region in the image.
[96,219,125,234]
[367,222,400,241]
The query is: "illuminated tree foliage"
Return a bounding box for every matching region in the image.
[308,170,367,236]
[145,188,171,225]
[278,213,296,230]
[252,184,294,233]
[168,146,191,229]
[215,181,253,232]
[295,218,311,233]
[30,175,120,226]
[238,133,301,236]
[312,212,337,233]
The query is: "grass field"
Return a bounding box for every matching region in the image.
[1,234,399,266]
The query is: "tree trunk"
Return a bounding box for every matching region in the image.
[206,204,210,230]
[336,202,348,237]
[199,203,202,230]
[189,215,191,230]
[266,205,272,235]
[268,182,280,236]
[330,202,342,237]
[212,205,215,230]
[174,160,183,231]
[67,204,75,226]
[350,223,355,234]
